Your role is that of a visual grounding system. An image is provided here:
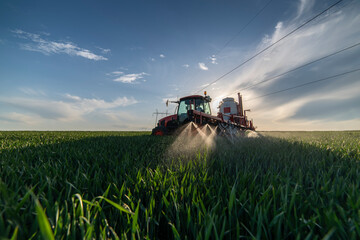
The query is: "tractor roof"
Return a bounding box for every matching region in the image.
[179,95,204,101]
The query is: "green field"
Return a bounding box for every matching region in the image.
[0,131,359,239]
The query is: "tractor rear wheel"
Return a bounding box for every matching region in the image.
[151,126,167,136]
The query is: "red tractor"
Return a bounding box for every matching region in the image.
[152,92,255,136]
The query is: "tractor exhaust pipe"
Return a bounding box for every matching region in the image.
[237,92,243,116]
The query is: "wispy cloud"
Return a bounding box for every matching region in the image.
[209,55,217,64]
[0,94,137,122]
[198,62,208,71]
[97,47,111,54]
[182,64,190,68]
[296,0,315,19]
[64,94,137,109]
[114,73,147,83]
[106,71,124,76]
[12,29,108,61]
[159,54,165,58]
[20,88,46,96]
[0,112,40,125]
[209,0,360,130]
[110,71,148,83]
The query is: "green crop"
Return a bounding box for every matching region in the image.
[0,131,359,239]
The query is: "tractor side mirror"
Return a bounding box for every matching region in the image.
[166,100,169,107]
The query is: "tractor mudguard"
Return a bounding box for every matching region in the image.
[151,126,168,136]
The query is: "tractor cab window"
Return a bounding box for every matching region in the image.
[204,101,211,115]
[178,98,211,122]
[178,99,191,122]
[178,100,190,115]
[195,99,204,112]
[195,99,211,115]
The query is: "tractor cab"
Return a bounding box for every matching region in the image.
[152,93,211,135]
[177,95,211,123]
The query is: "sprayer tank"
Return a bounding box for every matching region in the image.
[219,97,238,121]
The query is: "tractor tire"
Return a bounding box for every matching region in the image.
[151,126,168,136]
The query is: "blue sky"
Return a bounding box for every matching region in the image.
[1,0,359,130]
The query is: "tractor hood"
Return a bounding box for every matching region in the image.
[158,114,177,127]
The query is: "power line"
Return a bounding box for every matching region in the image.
[245,67,360,101]
[214,0,273,57]
[196,0,345,94]
[229,41,360,93]
[152,109,169,127]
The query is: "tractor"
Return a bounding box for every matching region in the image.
[152,92,255,136]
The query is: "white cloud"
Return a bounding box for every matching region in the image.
[113,72,148,83]
[0,112,41,125]
[65,94,138,110]
[257,80,360,122]
[97,47,111,54]
[207,0,360,130]
[198,62,208,71]
[107,71,123,76]
[296,0,314,19]
[20,88,46,96]
[209,55,217,64]
[101,111,136,122]
[107,70,148,83]
[0,94,138,122]
[64,93,82,101]
[222,1,360,91]
[182,64,190,68]
[159,54,165,58]
[150,58,156,61]
[12,29,107,61]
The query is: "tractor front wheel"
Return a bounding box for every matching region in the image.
[151,126,167,136]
